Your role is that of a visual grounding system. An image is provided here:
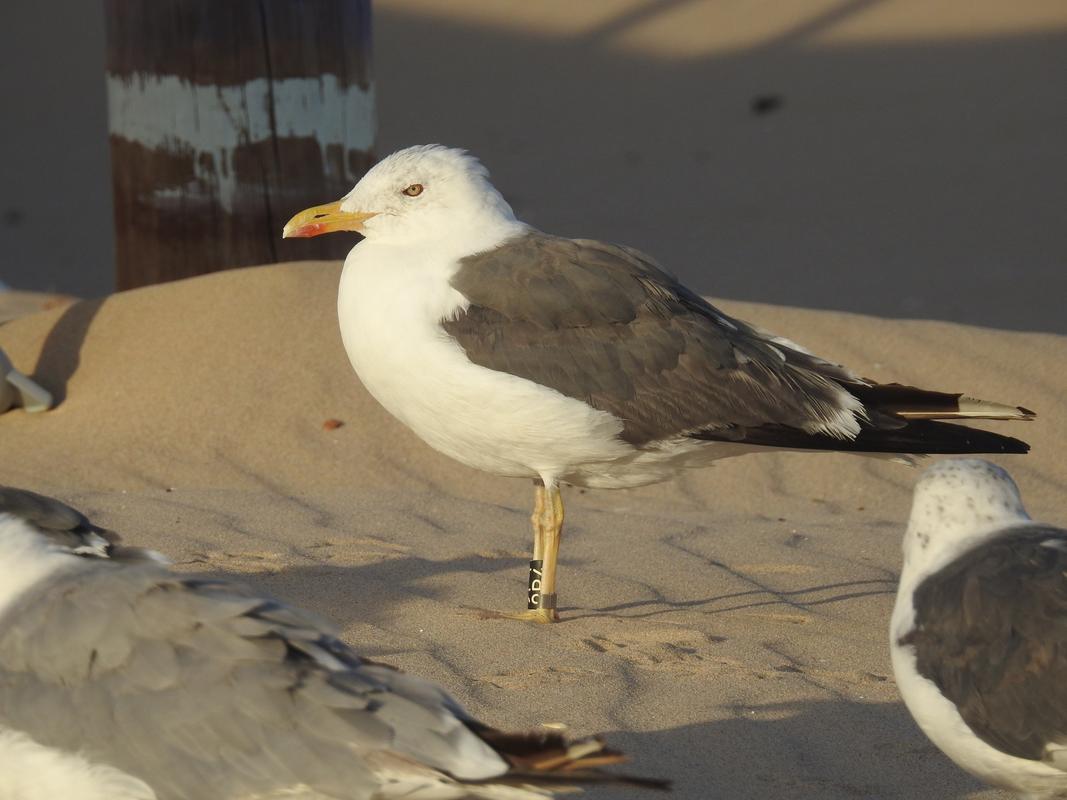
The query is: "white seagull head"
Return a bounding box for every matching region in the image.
[901,458,1030,576]
[0,486,170,616]
[0,512,112,619]
[283,145,518,245]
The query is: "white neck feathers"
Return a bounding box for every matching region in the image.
[0,515,74,619]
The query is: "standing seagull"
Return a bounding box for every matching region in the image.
[0,487,662,800]
[283,144,1033,623]
[891,460,1067,799]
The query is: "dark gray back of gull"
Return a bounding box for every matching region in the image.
[444,232,1030,454]
[900,524,1067,761]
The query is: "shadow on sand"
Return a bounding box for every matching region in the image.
[602,699,988,800]
[191,551,521,631]
[29,296,106,405]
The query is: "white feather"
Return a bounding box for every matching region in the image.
[0,727,156,800]
[0,514,79,619]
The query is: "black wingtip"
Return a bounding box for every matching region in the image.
[856,421,1032,456]
[1003,436,1030,454]
[694,420,1032,456]
[939,424,1030,455]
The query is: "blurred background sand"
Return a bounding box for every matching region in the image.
[2,1,1065,330]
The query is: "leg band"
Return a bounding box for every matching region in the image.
[527,559,544,609]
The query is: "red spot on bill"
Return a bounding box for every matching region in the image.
[291,222,328,238]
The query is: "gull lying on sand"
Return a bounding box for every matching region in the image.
[892,459,1067,799]
[0,487,661,799]
[285,144,1033,622]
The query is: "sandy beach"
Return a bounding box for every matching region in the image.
[1,261,1062,798]
[2,0,1065,795]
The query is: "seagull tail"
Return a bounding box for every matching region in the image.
[847,382,1035,422]
[466,725,670,794]
[692,381,1033,455]
[839,381,1034,455]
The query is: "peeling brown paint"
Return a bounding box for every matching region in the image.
[105,1,374,290]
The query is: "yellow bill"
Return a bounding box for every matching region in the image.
[282,200,377,238]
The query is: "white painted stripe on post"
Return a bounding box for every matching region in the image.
[107,73,376,209]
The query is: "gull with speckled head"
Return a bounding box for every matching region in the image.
[284,144,1034,623]
[891,460,1067,799]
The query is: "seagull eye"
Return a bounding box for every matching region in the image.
[402,184,424,197]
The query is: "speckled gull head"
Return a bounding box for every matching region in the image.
[901,458,1030,577]
[282,145,519,245]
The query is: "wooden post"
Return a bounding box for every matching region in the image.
[104,1,374,290]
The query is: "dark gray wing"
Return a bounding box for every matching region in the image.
[901,524,1067,762]
[0,485,99,535]
[445,232,862,446]
[0,564,509,799]
[0,485,161,562]
[444,232,1031,455]
[0,485,112,555]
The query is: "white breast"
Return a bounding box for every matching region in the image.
[336,240,631,485]
[0,516,76,620]
[0,727,157,800]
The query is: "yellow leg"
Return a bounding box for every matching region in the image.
[479,480,564,623]
[537,484,564,618]
[531,481,546,563]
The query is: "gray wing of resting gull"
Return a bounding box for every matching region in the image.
[0,489,664,800]
[901,523,1067,764]
[444,231,1033,453]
